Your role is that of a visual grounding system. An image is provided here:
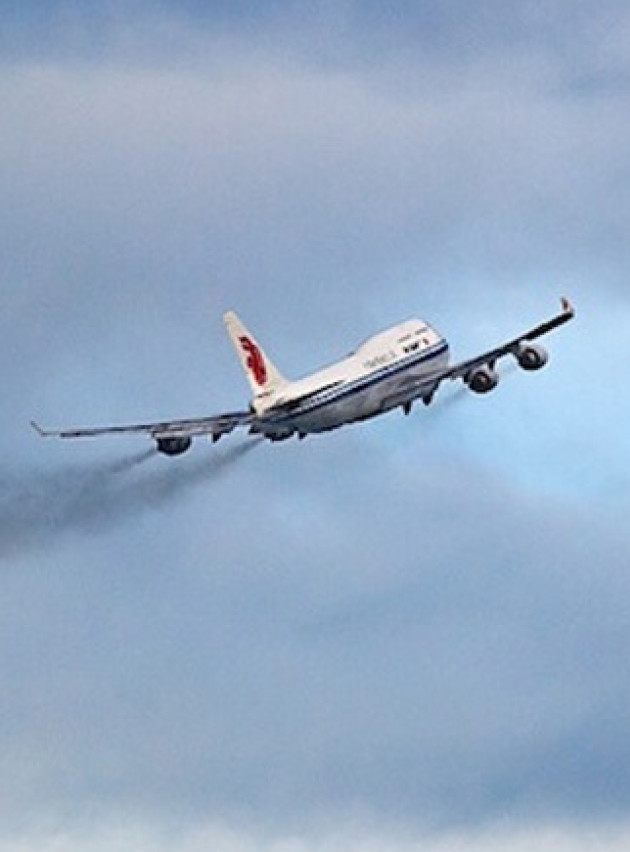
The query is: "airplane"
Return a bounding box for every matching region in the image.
[32,298,575,456]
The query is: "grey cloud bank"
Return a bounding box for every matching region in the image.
[2,444,629,831]
[1,2,630,849]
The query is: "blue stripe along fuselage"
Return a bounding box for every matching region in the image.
[262,340,450,429]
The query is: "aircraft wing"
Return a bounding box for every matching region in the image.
[382,298,575,408]
[441,297,575,384]
[31,410,253,442]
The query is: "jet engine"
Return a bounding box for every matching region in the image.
[516,343,548,371]
[466,365,499,394]
[156,436,192,456]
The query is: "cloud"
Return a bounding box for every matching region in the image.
[5,818,630,852]
[3,440,629,831]
[1,1,630,846]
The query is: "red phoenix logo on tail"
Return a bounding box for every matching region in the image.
[239,336,267,386]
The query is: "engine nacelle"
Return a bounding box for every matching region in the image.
[516,343,548,371]
[156,436,192,456]
[466,365,499,394]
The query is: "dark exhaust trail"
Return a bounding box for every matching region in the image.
[0,440,260,560]
[105,447,158,474]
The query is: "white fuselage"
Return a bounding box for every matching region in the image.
[257,319,450,437]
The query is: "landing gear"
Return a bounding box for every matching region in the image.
[402,401,412,416]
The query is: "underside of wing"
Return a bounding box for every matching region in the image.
[31,411,254,455]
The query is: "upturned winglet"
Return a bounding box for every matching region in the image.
[30,420,50,437]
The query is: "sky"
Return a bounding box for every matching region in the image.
[2,1,630,850]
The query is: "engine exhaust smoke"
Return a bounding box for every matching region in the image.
[0,440,260,560]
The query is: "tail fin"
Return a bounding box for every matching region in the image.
[223,311,289,405]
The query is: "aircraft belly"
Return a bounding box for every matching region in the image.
[269,349,450,435]
[287,382,393,433]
